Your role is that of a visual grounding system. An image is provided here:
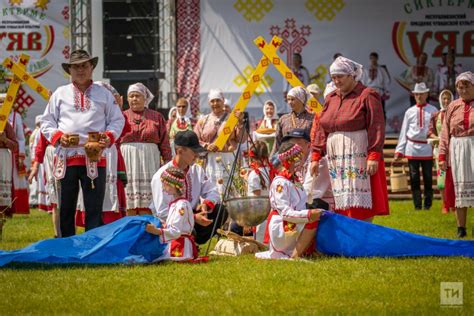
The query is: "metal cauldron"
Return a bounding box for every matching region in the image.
[225,196,271,227]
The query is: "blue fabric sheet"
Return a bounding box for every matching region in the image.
[1,211,472,267]
[316,211,474,258]
[0,216,166,267]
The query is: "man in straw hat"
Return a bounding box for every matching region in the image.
[40,50,125,237]
[394,82,438,211]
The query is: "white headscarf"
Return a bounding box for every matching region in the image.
[287,86,311,105]
[127,82,155,107]
[262,100,277,128]
[168,106,177,120]
[330,56,364,81]
[438,89,453,111]
[455,71,474,85]
[176,99,192,122]
[208,89,225,102]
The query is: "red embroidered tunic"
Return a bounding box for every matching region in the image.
[120,108,172,162]
[439,98,474,162]
[311,82,385,161]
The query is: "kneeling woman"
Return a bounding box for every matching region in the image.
[145,166,198,262]
[256,142,322,260]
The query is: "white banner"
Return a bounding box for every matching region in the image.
[200,0,474,134]
[0,0,70,128]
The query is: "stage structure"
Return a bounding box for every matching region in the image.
[70,0,92,53]
[69,0,176,110]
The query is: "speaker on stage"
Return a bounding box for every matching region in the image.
[103,0,159,71]
[102,0,163,109]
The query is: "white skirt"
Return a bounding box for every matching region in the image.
[303,156,335,210]
[44,145,58,205]
[326,130,372,210]
[0,149,13,207]
[450,136,474,208]
[28,170,39,206]
[36,163,50,210]
[120,143,161,210]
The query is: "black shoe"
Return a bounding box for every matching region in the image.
[423,206,431,210]
[415,207,422,211]
[457,227,467,238]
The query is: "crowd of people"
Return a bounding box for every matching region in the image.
[0,49,472,262]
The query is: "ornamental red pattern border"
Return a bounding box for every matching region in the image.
[176,0,201,117]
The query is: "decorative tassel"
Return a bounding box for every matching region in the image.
[91,180,95,189]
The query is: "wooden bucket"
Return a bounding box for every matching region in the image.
[390,164,409,192]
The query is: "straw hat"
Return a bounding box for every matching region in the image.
[412,82,430,94]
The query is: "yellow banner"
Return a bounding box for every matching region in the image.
[213,36,281,150]
[0,54,30,132]
[254,36,322,112]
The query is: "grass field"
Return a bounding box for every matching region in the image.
[0,200,472,314]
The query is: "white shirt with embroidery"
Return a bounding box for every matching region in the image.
[256,175,311,260]
[158,198,196,261]
[361,66,390,98]
[395,103,438,159]
[40,82,125,161]
[150,160,221,221]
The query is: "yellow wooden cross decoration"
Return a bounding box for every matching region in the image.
[213,35,322,150]
[0,55,51,132]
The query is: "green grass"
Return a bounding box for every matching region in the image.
[0,200,473,314]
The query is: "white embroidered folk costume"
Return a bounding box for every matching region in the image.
[120,83,171,213]
[8,111,30,214]
[395,102,438,160]
[247,165,270,243]
[40,80,124,237]
[439,72,474,208]
[255,174,312,260]
[30,128,50,211]
[150,160,220,221]
[40,82,124,181]
[155,198,198,261]
[0,122,17,214]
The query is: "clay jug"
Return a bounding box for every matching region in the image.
[84,132,102,162]
[68,133,80,146]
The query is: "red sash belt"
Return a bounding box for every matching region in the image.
[407,136,428,144]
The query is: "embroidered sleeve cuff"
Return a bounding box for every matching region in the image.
[51,131,63,146]
[104,131,116,146]
[367,151,381,161]
[204,199,215,211]
[438,154,446,162]
[311,151,322,162]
